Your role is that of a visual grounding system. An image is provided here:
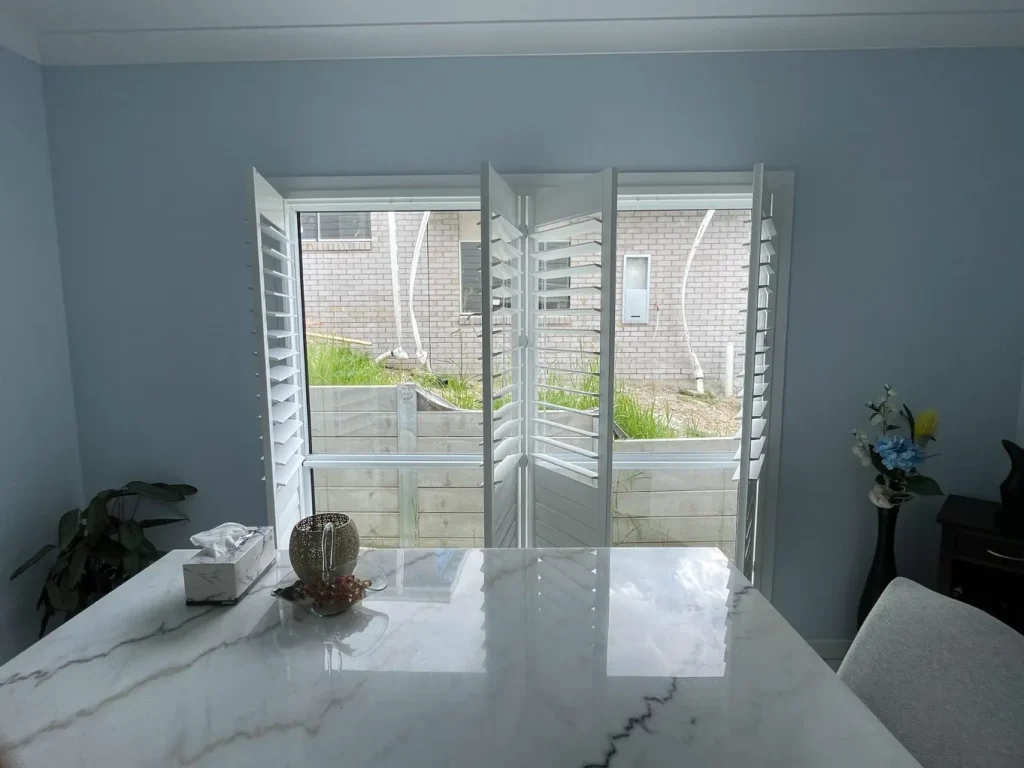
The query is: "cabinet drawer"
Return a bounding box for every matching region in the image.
[954,533,1024,572]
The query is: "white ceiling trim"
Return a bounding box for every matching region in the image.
[0,3,40,62]
[36,12,1024,66]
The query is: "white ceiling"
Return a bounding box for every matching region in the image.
[3,0,1024,66]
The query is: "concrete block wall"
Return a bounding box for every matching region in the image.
[302,210,749,389]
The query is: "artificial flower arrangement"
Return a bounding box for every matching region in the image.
[851,384,943,508]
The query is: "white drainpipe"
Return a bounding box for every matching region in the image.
[375,212,409,363]
[681,210,716,393]
[408,211,431,370]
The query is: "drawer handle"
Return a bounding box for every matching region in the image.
[986,549,1024,562]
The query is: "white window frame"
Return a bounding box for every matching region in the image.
[622,253,652,324]
[272,170,792,602]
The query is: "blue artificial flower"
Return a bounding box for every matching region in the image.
[873,435,925,472]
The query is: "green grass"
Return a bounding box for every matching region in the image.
[411,371,484,410]
[307,343,401,386]
[306,343,679,440]
[539,359,679,440]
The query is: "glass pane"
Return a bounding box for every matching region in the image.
[299,212,318,241]
[318,211,371,240]
[624,256,648,289]
[611,208,751,560]
[311,468,484,548]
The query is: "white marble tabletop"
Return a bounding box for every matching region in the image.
[0,547,919,767]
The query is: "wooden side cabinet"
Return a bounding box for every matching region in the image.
[937,495,1024,633]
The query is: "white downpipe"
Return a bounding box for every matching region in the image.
[724,342,735,398]
[681,210,716,394]
[407,212,431,371]
[375,212,409,363]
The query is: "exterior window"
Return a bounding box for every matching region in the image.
[299,212,372,242]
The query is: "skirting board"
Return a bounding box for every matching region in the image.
[808,639,852,663]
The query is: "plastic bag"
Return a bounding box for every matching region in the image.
[190,523,255,558]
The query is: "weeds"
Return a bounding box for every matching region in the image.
[306,343,681,440]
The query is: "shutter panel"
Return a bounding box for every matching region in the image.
[481,166,618,548]
[482,164,526,548]
[249,169,309,540]
[528,170,618,548]
[734,163,779,581]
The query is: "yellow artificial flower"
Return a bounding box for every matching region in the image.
[916,409,939,440]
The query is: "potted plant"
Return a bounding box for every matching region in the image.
[851,385,942,625]
[9,481,196,636]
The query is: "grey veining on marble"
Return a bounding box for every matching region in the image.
[0,547,920,767]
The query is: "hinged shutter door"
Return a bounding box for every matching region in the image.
[528,169,618,547]
[249,169,309,540]
[734,163,779,581]
[482,165,526,547]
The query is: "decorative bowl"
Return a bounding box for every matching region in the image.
[289,513,360,584]
[272,558,387,618]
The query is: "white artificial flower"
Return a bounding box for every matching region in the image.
[868,484,896,509]
[852,444,872,467]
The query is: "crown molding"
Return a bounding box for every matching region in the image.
[37,12,1024,66]
[0,4,40,63]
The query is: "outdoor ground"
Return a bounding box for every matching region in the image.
[618,379,740,438]
[307,343,738,439]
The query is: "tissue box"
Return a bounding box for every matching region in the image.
[182,526,276,605]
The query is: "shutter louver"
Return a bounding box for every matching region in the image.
[250,169,309,540]
[734,163,780,581]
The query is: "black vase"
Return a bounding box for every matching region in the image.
[997,440,1024,534]
[857,505,899,627]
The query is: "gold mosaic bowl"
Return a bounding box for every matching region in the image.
[288,513,360,584]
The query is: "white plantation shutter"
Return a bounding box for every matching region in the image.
[482,166,618,548]
[734,163,782,582]
[249,169,309,540]
[482,165,526,548]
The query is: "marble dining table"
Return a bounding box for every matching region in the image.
[0,546,919,767]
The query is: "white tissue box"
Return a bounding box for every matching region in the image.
[182,526,276,604]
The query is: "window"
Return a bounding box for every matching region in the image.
[460,240,570,314]
[299,211,372,241]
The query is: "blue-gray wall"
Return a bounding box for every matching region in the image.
[42,50,1024,642]
[0,46,83,662]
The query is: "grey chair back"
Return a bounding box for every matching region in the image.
[839,577,1024,768]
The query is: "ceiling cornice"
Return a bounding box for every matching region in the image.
[0,4,40,62]
[25,8,1024,66]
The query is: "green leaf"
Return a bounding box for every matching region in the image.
[58,509,82,549]
[122,550,141,577]
[39,607,54,638]
[45,579,65,612]
[139,518,189,529]
[10,544,57,581]
[905,474,944,496]
[125,481,186,502]
[153,483,198,497]
[59,572,80,615]
[119,520,145,550]
[91,537,125,566]
[85,496,109,540]
[902,405,916,442]
[66,547,89,587]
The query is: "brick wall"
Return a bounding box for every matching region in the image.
[301,209,749,389]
